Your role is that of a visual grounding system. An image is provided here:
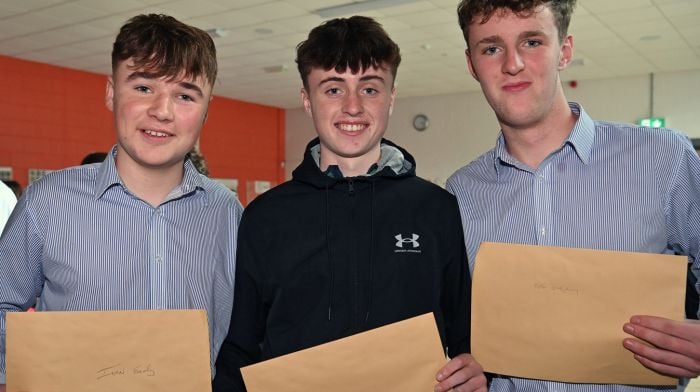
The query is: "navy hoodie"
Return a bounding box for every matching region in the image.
[213,138,471,391]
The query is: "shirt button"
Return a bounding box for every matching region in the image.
[156,255,162,263]
[540,227,546,236]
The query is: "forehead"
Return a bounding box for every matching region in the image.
[307,64,394,84]
[468,6,557,41]
[114,59,212,90]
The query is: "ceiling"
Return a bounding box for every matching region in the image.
[1,0,698,109]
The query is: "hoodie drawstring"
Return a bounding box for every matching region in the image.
[325,182,334,321]
[365,179,376,323]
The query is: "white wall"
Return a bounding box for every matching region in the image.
[285,69,700,185]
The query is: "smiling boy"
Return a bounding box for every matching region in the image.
[0,14,243,390]
[213,16,485,392]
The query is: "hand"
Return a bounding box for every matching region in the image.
[434,353,487,392]
[623,315,700,378]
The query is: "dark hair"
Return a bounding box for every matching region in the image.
[457,0,577,46]
[81,152,108,165]
[112,14,217,86]
[296,16,401,89]
[3,180,22,199]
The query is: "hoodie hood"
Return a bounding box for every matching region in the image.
[292,137,416,187]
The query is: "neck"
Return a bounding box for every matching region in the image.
[320,146,381,178]
[115,154,184,207]
[501,97,577,169]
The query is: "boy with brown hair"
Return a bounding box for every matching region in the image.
[0,14,243,390]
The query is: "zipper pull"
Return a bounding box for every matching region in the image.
[347,179,355,195]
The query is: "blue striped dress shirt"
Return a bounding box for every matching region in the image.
[447,103,700,392]
[0,146,243,383]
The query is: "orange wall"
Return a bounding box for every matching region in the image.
[0,54,284,205]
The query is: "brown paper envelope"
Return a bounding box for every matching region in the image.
[240,313,446,391]
[6,309,211,392]
[472,242,686,385]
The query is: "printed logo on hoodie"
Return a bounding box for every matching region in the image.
[394,234,421,253]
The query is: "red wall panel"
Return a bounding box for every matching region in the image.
[0,55,284,205]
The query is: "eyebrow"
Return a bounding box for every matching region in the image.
[317,75,386,87]
[126,71,204,98]
[474,30,544,46]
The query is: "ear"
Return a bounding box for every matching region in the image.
[558,34,574,70]
[105,76,115,112]
[389,85,397,116]
[301,87,313,117]
[465,49,479,82]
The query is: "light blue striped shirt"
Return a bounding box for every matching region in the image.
[447,103,700,392]
[0,147,243,383]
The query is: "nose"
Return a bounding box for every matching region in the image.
[147,93,174,122]
[342,91,363,116]
[502,48,525,75]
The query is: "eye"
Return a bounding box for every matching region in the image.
[362,87,379,95]
[178,94,195,102]
[325,87,342,96]
[482,46,500,55]
[134,85,151,93]
[524,39,541,48]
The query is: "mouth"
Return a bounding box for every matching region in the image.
[335,122,368,134]
[141,129,172,138]
[503,81,531,92]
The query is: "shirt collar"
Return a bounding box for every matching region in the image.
[94,145,206,203]
[492,102,595,177]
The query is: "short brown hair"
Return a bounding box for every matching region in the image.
[296,16,401,89]
[457,0,577,46]
[111,14,217,87]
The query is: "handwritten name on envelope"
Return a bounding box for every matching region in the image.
[471,242,686,386]
[241,313,446,391]
[6,309,211,392]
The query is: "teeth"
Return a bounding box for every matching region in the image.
[338,123,365,132]
[144,129,168,137]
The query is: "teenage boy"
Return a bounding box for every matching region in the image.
[447,1,700,391]
[213,16,486,392]
[0,14,243,390]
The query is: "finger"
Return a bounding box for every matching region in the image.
[624,322,700,359]
[633,351,697,379]
[436,355,468,382]
[630,316,700,341]
[451,372,488,392]
[623,338,700,377]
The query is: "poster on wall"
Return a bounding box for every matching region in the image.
[246,180,275,205]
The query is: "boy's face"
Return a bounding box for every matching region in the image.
[105,59,212,174]
[465,5,572,130]
[301,64,396,171]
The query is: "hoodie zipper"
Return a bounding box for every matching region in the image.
[347,178,355,196]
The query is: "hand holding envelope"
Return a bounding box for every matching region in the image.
[471,242,687,386]
[623,316,700,379]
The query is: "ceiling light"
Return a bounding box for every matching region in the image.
[314,0,420,18]
[206,28,228,38]
[639,34,661,42]
[263,64,288,73]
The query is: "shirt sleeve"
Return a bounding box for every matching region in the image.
[664,136,700,319]
[0,190,46,384]
[212,210,267,392]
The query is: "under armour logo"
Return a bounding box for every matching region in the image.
[395,234,420,248]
